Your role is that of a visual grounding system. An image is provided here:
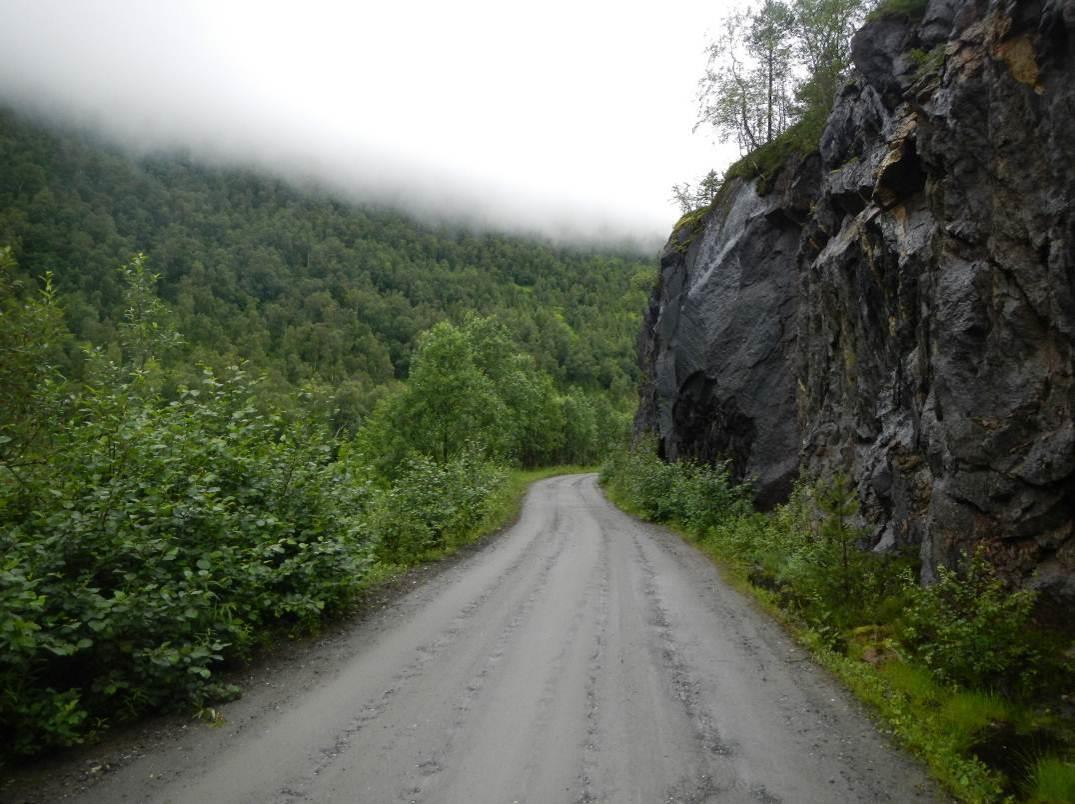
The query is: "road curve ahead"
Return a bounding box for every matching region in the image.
[69,474,939,803]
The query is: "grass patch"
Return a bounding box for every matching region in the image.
[1029,757,1075,803]
[814,650,1007,801]
[723,114,825,194]
[670,203,715,254]
[474,465,596,540]
[940,692,1017,751]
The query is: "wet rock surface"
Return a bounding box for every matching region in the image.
[638,157,818,509]
[637,0,1075,596]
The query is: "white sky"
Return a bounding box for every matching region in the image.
[0,0,743,246]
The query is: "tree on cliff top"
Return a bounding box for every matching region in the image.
[696,0,868,153]
[697,0,796,153]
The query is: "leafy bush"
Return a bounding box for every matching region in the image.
[0,365,373,755]
[899,553,1042,693]
[368,450,507,564]
[601,443,750,528]
[603,447,911,641]
[770,477,911,636]
[0,255,569,758]
[602,444,1072,800]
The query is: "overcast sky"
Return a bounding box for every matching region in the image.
[0,0,742,247]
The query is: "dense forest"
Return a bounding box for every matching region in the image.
[0,106,653,427]
[0,106,654,756]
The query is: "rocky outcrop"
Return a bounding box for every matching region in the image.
[637,0,1075,598]
[638,154,819,508]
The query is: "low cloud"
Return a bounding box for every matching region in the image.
[0,0,740,249]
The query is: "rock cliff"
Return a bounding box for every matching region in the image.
[637,0,1075,598]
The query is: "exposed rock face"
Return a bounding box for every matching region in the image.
[638,156,818,508]
[637,0,1075,597]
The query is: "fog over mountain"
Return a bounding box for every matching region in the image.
[0,0,742,247]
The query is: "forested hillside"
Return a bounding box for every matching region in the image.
[0,107,653,757]
[0,106,653,424]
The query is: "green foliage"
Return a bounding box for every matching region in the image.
[0,353,373,754]
[605,449,909,641]
[368,451,507,564]
[0,107,654,758]
[0,245,69,479]
[775,476,910,635]
[827,653,1007,801]
[0,107,651,416]
[357,319,505,471]
[723,114,826,193]
[908,44,946,79]
[117,252,183,373]
[899,552,1044,693]
[601,442,752,528]
[698,0,797,152]
[939,691,1016,751]
[358,317,627,477]
[697,0,866,154]
[670,202,718,254]
[1029,757,1075,803]
[601,444,1073,800]
[670,170,724,215]
[866,0,929,22]
[1,251,611,757]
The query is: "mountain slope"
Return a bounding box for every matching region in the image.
[0,107,655,418]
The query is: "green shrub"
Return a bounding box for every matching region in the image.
[866,0,929,22]
[369,450,507,564]
[602,445,1072,802]
[701,476,909,641]
[604,450,910,639]
[601,443,750,529]
[900,552,1042,693]
[1029,757,1075,803]
[0,255,556,759]
[0,366,373,755]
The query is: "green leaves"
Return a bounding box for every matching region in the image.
[0,360,373,756]
[358,316,629,478]
[899,552,1045,693]
[367,451,507,564]
[697,0,867,156]
[601,441,751,527]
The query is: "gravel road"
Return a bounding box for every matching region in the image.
[21,474,941,803]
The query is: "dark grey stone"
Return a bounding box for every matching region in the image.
[636,0,1075,597]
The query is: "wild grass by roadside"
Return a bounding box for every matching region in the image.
[600,445,1074,803]
[363,464,595,583]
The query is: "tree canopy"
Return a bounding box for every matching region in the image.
[0,107,654,431]
[695,0,868,154]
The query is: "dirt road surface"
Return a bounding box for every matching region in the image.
[13,474,941,803]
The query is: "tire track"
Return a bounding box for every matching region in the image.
[52,473,941,804]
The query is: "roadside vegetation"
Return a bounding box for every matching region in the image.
[0,111,648,762]
[602,444,1075,803]
[0,247,616,759]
